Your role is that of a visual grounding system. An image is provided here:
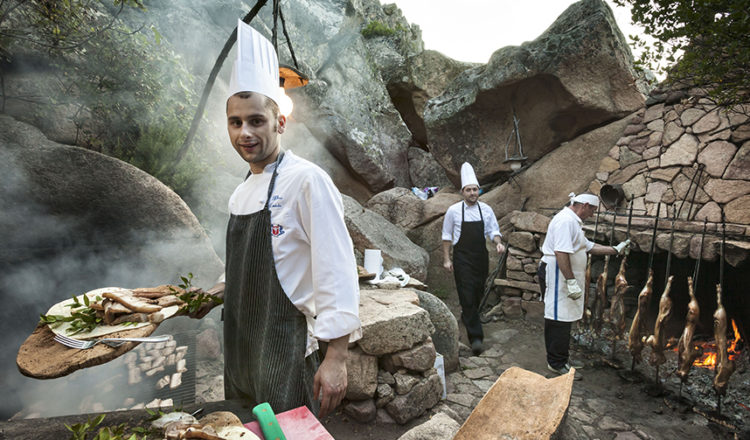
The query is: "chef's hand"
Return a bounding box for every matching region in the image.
[496,242,506,254]
[613,239,631,255]
[566,279,583,300]
[443,259,453,272]
[314,336,349,418]
[187,283,224,319]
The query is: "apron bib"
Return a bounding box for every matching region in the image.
[543,247,587,322]
[453,202,488,342]
[223,153,319,414]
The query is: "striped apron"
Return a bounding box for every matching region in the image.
[223,152,320,414]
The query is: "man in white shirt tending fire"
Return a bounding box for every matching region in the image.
[538,192,629,378]
[192,21,361,417]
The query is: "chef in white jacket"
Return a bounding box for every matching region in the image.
[192,21,361,417]
[538,192,629,377]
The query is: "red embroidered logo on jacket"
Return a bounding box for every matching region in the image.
[271,224,285,237]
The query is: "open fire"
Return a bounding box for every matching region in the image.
[681,320,743,370]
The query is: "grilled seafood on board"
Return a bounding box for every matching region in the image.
[644,275,674,366]
[713,284,735,396]
[676,276,702,382]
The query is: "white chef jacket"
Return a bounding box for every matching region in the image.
[222,151,362,356]
[441,201,502,244]
[540,207,595,322]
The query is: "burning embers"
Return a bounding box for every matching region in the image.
[687,320,743,370]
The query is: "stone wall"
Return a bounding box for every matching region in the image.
[490,212,551,322]
[589,85,750,227]
[343,288,444,425]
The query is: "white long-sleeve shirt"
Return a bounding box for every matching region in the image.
[441,201,501,245]
[223,151,362,356]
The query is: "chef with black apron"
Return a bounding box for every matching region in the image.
[191,21,361,417]
[442,163,504,355]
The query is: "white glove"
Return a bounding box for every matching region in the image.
[613,239,631,255]
[566,279,583,300]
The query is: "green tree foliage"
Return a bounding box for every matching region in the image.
[0,0,207,195]
[613,0,750,106]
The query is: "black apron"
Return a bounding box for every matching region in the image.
[223,152,320,414]
[453,202,488,343]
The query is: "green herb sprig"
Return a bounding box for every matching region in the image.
[172,272,223,315]
[40,294,103,335]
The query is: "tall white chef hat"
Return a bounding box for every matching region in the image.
[569,192,600,206]
[460,162,479,189]
[227,19,280,106]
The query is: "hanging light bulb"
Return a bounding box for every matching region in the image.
[278,87,294,117]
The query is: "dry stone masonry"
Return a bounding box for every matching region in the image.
[343,288,445,425]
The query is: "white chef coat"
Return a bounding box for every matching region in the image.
[540,207,595,322]
[441,201,502,244]
[222,151,362,356]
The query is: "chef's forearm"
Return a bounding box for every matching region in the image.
[206,282,225,300]
[589,243,618,256]
[442,240,452,264]
[323,334,350,363]
[554,251,575,279]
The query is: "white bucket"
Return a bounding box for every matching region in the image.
[363,249,383,280]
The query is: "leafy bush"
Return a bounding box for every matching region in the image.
[361,21,396,38]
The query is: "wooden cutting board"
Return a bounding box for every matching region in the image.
[16,322,159,379]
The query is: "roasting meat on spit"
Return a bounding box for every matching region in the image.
[628,269,653,364]
[608,256,629,339]
[644,275,674,366]
[676,276,702,382]
[713,284,736,396]
[592,256,609,334]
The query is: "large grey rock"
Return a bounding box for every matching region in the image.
[344,195,429,280]
[385,373,443,424]
[723,141,750,180]
[357,289,434,356]
[396,411,460,440]
[407,147,453,189]
[343,399,377,423]
[0,115,224,290]
[381,338,437,373]
[414,290,460,373]
[725,195,750,224]
[509,211,551,234]
[698,140,737,178]
[366,188,461,231]
[387,50,477,148]
[345,346,379,400]
[481,116,631,220]
[424,0,644,185]
[660,133,699,167]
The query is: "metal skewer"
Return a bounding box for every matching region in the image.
[716,211,726,414]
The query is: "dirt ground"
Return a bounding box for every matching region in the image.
[319,301,750,440]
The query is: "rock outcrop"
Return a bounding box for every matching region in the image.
[424,0,645,186]
[344,195,430,281]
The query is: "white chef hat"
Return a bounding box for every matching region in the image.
[460,162,479,189]
[569,192,600,206]
[227,19,280,105]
